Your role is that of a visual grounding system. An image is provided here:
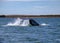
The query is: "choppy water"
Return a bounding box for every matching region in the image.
[0,18,60,43]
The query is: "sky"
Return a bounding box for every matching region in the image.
[0,0,60,15]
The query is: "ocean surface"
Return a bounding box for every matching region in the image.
[0,18,60,43]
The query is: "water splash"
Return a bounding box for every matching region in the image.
[40,23,49,26]
[3,18,30,26]
[21,20,29,26]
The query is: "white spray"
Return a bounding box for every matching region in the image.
[4,18,30,26]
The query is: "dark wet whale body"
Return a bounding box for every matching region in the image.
[29,19,39,26]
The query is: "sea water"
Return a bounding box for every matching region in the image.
[0,18,60,43]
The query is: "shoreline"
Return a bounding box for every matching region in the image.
[0,15,60,18]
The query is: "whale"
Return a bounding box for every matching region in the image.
[3,18,39,26]
[29,19,39,26]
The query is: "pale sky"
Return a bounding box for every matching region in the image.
[0,0,60,15]
[2,0,60,1]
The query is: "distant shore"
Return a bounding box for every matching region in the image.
[0,15,60,18]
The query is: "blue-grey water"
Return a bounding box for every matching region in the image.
[0,18,60,43]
